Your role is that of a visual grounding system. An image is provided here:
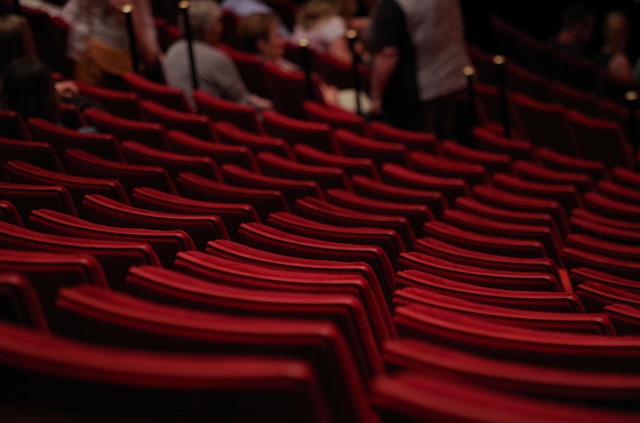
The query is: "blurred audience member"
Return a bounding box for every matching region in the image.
[291,0,360,64]
[68,0,161,89]
[163,0,272,110]
[548,1,596,59]
[368,0,470,138]
[593,10,633,81]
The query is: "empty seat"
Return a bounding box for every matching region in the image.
[176,171,288,222]
[566,233,640,262]
[205,238,394,340]
[76,81,141,119]
[392,289,613,335]
[213,121,294,158]
[422,220,548,260]
[576,282,640,313]
[611,167,640,190]
[571,208,640,232]
[294,144,380,179]
[123,71,192,112]
[122,141,221,181]
[264,62,321,119]
[563,247,640,281]
[511,159,594,193]
[371,371,640,422]
[193,89,264,134]
[0,272,48,331]
[326,188,433,236]
[55,285,374,423]
[166,129,259,171]
[570,267,640,294]
[0,137,64,172]
[27,117,124,161]
[83,108,169,150]
[0,111,30,140]
[441,140,512,174]
[5,161,129,214]
[139,100,215,141]
[267,211,405,267]
[534,147,609,181]
[28,209,195,268]
[63,148,177,195]
[0,181,78,222]
[396,270,584,313]
[565,109,634,168]
[0,221,158,290]
[303,101,369,135]
[351,175,445,217]
[415,237,561,281]
[0,321,332,423]
[380,163,470,206]
[237,222,395,305]
[394,305,640,372]
[333,129,407,166]
[583,191,640,223]
[408,150,489,186]
[491,172,582,213]
[221,163,323,206]
[257,152,350,191]
[294,196,416,249]
[0,200,23,226]
[398,251,560,292]
[604,304,640,336]
[382,338,640,409]
[131,187,259,238]
[596,179,640,205]
[472,125,533,160]
[82,194,229,250]
[509,92,577,155]
[569,214,640,245]
[367,121,439,153]
[263,110,335,152]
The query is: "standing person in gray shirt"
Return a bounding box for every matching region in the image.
[163,0,272,110]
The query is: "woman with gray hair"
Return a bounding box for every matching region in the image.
[162,0,272,110]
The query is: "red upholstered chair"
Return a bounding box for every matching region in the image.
[83,108,169,150]
[215,46,271,100]
[166,129,259,171]
[576,282,640,312]
[0,200,23,226]
[564,109,634,168]
[597,179,640,205]
[27,117,124,161]
[408,150,489,186]
[121,141,221,181]
[82,194,229,251]
[4,161,128,216]
[303,101,370,136]
[392,289,613,335]
[534,147,609,181]
[333,129,407,166]
[193,89,264,134]
[294,144,379,179]
[472,125,533,160]
[263,109,336,152]
[604,304,640,336]
[511,160,594,194]
[396,270,583,313]
[76,81,141,120]
[176,171,288,222]
[123,71,192,112]
[264,62,322,119]
[0,137,63,172]
[62,148,177,195]
[570,268,640,294]
[367,120,440,153]
[257,152,350,191]
[294,196,415,249]
[398,251,560,292]
[55,285,374,423]
[0,221,158,291]
[440,140,511,174]
[28,209,195,268]
[205,238,394,340]
[0,272,48,331]
[213,121,294,158]
[583,191,640,224]
[139,100,215,141]
[131,187,260,238]
[0,320,333,423]
[0,111,31,140]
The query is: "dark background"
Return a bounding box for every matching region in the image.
[460,0,640,63]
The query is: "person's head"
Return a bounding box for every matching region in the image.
[0,14,37,77]
[180,0,223,45]
[561,1,596,45]
[237,13,285,60]
[0,57,59,122]
[602,10,630,52]
[297,0,357,30]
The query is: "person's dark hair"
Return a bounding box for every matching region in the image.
[237,13,281,54]
[562,1,596,29]
[0,14,37,78]
[0,57,59,122]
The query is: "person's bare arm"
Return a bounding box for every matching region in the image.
[327,37,354,65]
[369,46,399,115]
